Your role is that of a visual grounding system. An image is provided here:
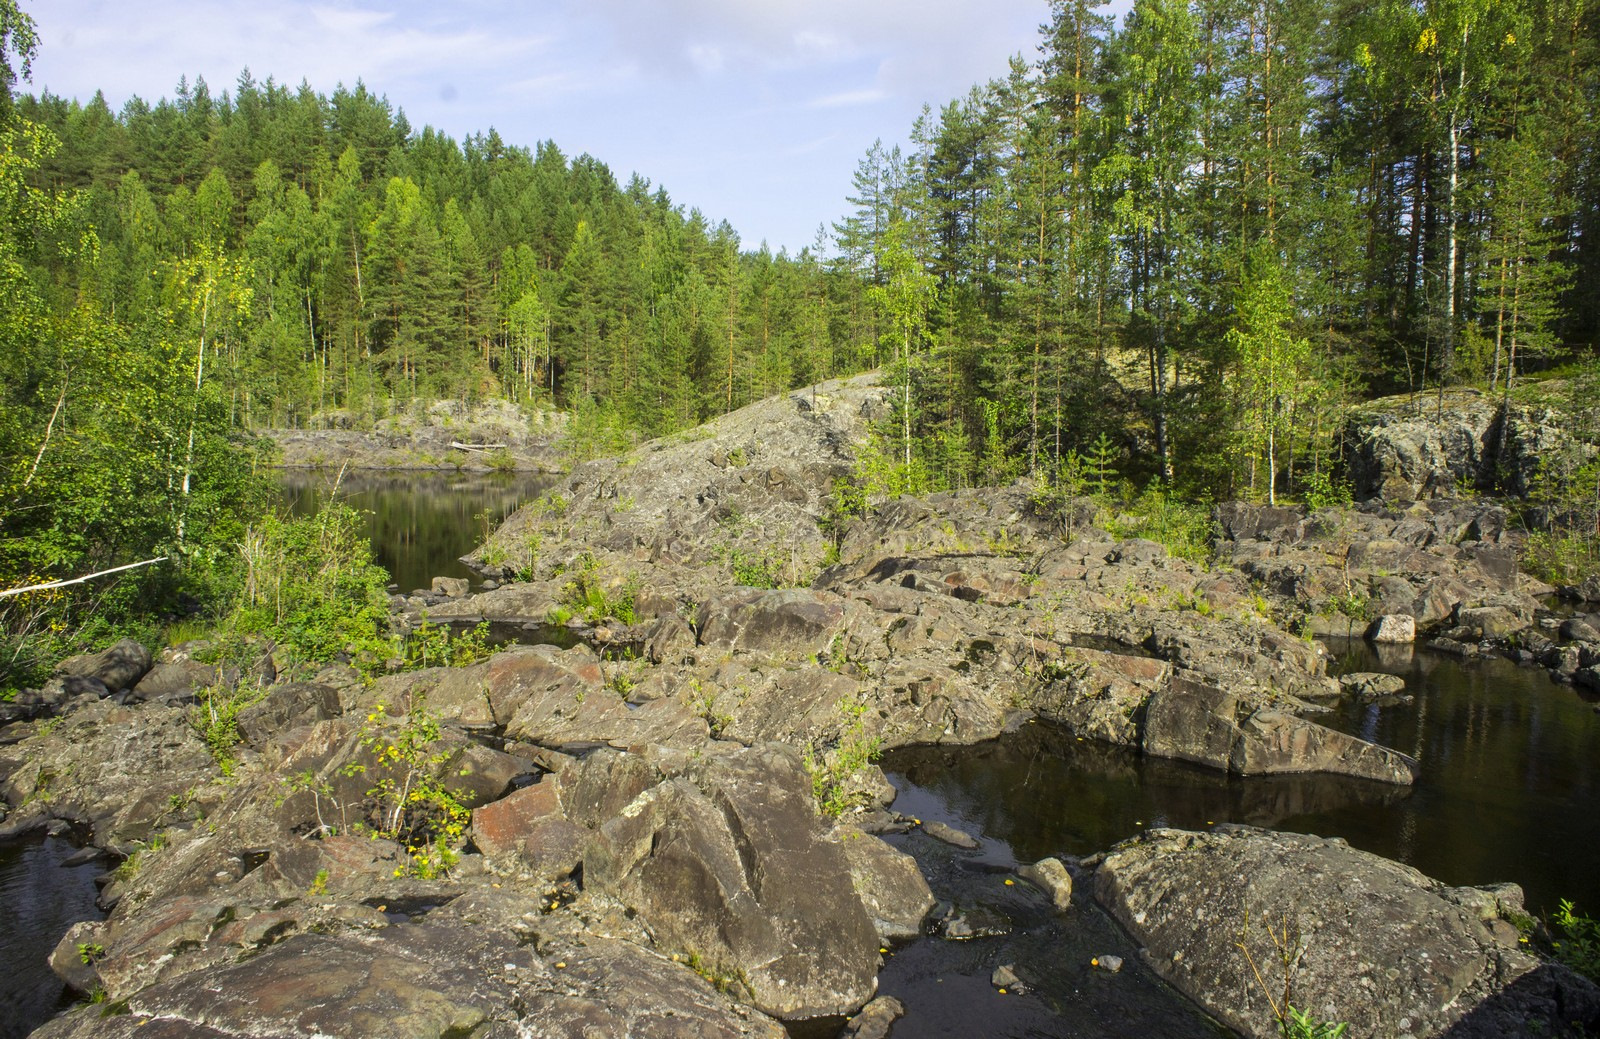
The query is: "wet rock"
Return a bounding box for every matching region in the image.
[1338,672,1407,701]
[840,995,906,1039]
[1093,954,1124,973]
[992,964,1024,990]
[1019,857,1074,911]
[922,820,980,849]
[1094,827,1600,1039]
[936,904,1012,940]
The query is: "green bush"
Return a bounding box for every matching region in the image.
[1552,899,1600,983]
[1107,483,1217,564]
[555,553,638,625]
[229,503,394,672]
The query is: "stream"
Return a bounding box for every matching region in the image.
[279,469,559,594]
[878,639,1600,1037]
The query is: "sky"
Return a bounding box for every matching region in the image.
[27,0,1127,256]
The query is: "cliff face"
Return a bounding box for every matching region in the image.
[1339,384,1588,503]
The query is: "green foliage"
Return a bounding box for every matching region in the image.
[357,698,469,879]
[1106,483,1217,564]
[1522,441,1600,585]
[819,477,869,560]
[554,552,637,625]
[688,678,733,739]
[1236,908,1350,1039]
[1277,1007,1349,1039]
[1552,899,1600,983]
[805,694,883,818]
[191,682,269,773]
[1299,470,1354,511]
[227,503,394,672]
[401,617,492,671]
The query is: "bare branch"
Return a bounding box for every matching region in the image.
[0,556,168,600]
[20,378,67,491]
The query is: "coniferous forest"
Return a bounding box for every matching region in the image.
[4,0,1600,675]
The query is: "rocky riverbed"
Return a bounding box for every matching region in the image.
[3,373,1599,1038]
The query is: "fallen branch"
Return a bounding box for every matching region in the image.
[0,557,169,600]
[449,441,508,452]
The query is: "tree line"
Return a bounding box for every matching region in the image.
[834,0,1598,502]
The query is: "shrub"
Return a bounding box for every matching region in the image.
[230,503,394,671]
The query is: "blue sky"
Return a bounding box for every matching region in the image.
[28,0,1128,255]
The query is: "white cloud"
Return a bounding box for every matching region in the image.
[806,88,888,110]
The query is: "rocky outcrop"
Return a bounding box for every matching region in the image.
[1216,498,1546,646]
[36,889,787,1039]
[584,742,900,1019]
[1142,677,1417,783]
[1339,384,1593,502]
[1093,827,1600,1039]
[268,398,564,472]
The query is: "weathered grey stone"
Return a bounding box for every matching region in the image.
[1143,677,1416,784]
[1339,672,1407,700]
[37,892,787,1039]
[840,995,906,1039]
[922,820,980,849]
[1561,618,1600,643]
[129,659,219,704]
[698,588,846,656]
[837,825,935,941]
[584,743,880,1019]
[429,576,469,597]
[56,638,152,693]
[1368,614,1417,644]
[1094,827,1600,1039]
[1019,857,1074,911]
[235,682,341,747]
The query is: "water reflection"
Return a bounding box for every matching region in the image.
[279,470,558,594]
[884,725,1411,869]
[884,645,1600,917]
[0,838,103,1039]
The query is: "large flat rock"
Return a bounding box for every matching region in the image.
[1094,827,1600,1039]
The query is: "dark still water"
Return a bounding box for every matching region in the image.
[280,470,557,594]
[0,838,104,1039]
[883,642,1600,920]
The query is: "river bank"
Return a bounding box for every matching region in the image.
[3,373,1599,1038]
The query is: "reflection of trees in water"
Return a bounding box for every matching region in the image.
[279,471,558,592]
[889,646,1600,915]
[883,721,1410,863]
